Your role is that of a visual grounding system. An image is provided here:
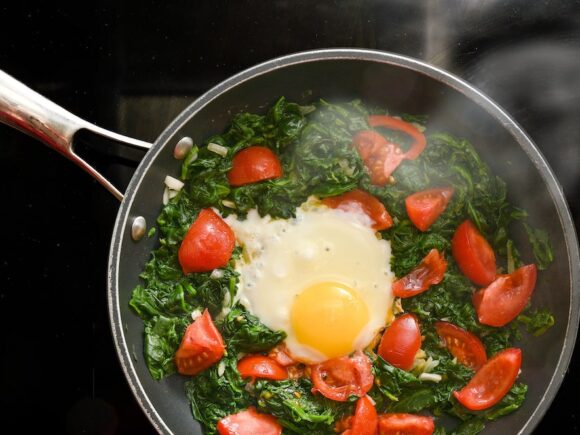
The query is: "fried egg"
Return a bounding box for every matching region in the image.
[225,199,394,363]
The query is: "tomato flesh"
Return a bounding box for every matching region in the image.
[217,407,282,435]
[311,351,373,402]
[178,208,236,274]
[452,220,496,286]
[322,189,393,230]
[227,146,283,186]
[405,187,454,232]
[435,321,487,371]
[352,130,405,185]
[175,309,225,376]
[237,355,288,381]
[367,115,427,160]
[453,348,522,411]
[378,314,422,371]
[393,249,447,298]
[339,396,378,435]
[473,264,537,327]
[377,413,435,435]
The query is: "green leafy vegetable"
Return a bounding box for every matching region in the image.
[219,304,286,353]
[255,378,353,434]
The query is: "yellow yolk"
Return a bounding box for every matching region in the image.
[290,282,370,359]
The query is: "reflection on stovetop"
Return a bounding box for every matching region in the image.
[1,1,579,434]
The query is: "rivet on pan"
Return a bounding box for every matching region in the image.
[174,136,193,160]
[131,216,147,241]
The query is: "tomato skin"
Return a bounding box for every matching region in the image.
[175,309,225,376]
[367,115,427,160]
[227,146,283,186]
[217,407,282,435]
[349,396,378,435]
[377,413,435,435]
[311,351,374,402]
[352,130,405,185]
[178,208,235,274]
[377,314,422,371]
[435,322,487,371]
[473,264,537,327]
[405,187,454,232]
[453,348,522,411]
[322,189,393,231]
[452,220,496,286]
[237,355,288,381]
[339,396,378,435]
[393,249,447,298]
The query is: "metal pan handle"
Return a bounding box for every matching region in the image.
[0,70,152,200]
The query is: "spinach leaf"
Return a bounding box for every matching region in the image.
[143,315,189,380]
[219,304,286,353]
[185,354,251,434]
[255,378,353,434]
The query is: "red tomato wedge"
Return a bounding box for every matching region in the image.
[377,413,435,435]
[435,322,487,371]
[378,314,422,371]
[367,115,427,160]
[175,309,225,376]
[473,264,537,327]
[217,407,282,435]
[322,189,393,230]
[178,208,235,274]
[237,355,288,381]
[452,220,497,286]
[453,348,522,411]
[340,396,378,435]
[227,146,283,186]
[405,187,454,232]
[393,249,447,298]
[311,351,374,402]
[352,130,405,185]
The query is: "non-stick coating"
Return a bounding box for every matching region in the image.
[108,49,580,435]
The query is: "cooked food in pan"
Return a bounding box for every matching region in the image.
[130,97,554,434]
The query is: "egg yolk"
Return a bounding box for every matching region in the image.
[290,281,370,359]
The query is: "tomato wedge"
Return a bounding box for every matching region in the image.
[452,220,496,286]
[175,309,225,376]
[435,322,487,371]
[217,407,282,435]
[311,351,374,402]
[237,355,288,381]
[227,146,283,186]
[267,345,296,367]
[393,249,447,298]
[473,264,537,327]
[378,314,422,371]
[367,115,427,160]
[377,413,435,435]
[178,208,235,274]
[322,189,393,230]
[352,130,405,186]
[453,348,522,411]
[338,396,378,435]
[405,187,454,232]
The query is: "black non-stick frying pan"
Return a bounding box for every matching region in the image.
[1,49,578,434]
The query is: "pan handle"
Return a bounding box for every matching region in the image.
[0,70,152,200]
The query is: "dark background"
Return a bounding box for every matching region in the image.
[1,1,579,434]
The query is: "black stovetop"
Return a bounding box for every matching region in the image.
[1,1,579,434]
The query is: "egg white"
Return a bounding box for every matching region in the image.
[225,199,394,363]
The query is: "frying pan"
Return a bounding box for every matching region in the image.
[1,49,578,434]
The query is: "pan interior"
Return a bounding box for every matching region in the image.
[109,52,577,435]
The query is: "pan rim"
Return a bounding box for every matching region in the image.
[107,48,580,435]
